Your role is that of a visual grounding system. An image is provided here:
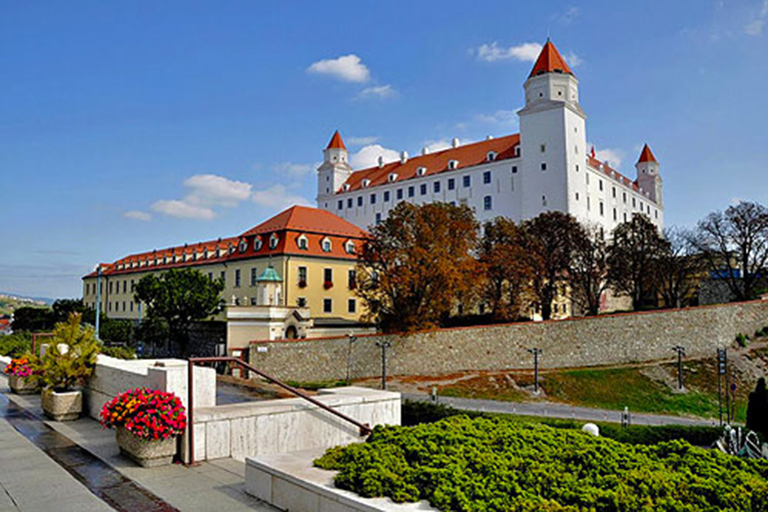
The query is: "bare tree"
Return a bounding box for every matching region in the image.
[691,201,768,301]
[653,227,706,308]
[570,225,609,316]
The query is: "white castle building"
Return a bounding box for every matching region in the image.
[317,40,663,232]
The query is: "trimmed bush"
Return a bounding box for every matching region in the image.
[0,333,33,358]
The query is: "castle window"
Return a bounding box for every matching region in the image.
[600,202,604,216]
[347,198,353,208]
[297,297,307,308]
[448,160,459,170]
[254,238,263,251]
[632,198,636,208]
[434,181,441,193]
[655,210,658,219]
[337,200,343,210]
[408,186,415,198]
[375,213,382,225]
[239,240,247,253]
[348,299,357,314]
[221,271,226,283]
[448,178,455,190]
[321,238,332,252]
[420,184,427,195]
[512,165,518,174]
[269,234,279,249]
[486,151,497,162]
[251,267,258,286]
[540,144,546,153]
[542,195,547,207]
[396,188,403,200]
[514,146,520,157]
[362,179,371,188]
[384,190,390,202]
[623,192,627,203]
[358,196,363,207]
[298,266,307,285]
[345,240,355,254]
[575,192,579,201]
[297,235,308,250]
[483,171,491,184]
[388,173,398,182]
[463,175,471,187]
[613,208,617,221]
[576,165,579,172]
[370,193,376,204]
[416,167,427,176]
[541,163,547,171]
[342,183,350,191]
[484,195,492,211]
[235,269,241,288]
[599,180,603,191]
[323,298,332,313]
[624,213,628,222]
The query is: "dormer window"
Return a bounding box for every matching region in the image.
[269,234,279,249]
[297,234,308,250]
[416,167,427,176]
[486,151,497,162]
[216,247,222,258]
[163,256,168,265]
[514,145,521,157]
[253,237,262,251]
[239,240,247,253]
[228,245,235,255]
[388,173,398,182]
[321,237,332,253]
[203,249,209,259]
[448,160,459,170]
[362,179,371,188]
[345,240,356,254]
[342,183,351,191]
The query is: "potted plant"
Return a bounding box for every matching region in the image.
[4,356,40,394]
[39,313,99,421]
[100,388,187,467]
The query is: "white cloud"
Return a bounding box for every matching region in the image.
[564,52,583,67]
[124,210,152,222]
[475,42,542,63]
[307,54,370,83]
[347,136,380,146]
[275,162,316,177]
[252,184,312,210]
[593,146,625,169]
[356,84,398,100]
[556,6,580,25]
[422,139,452,152]
[350,144,400,169]
[475,109,518,127]
[151,200,217,220]
[183,174,252,207]
[745,0,768,36]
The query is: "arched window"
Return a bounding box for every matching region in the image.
[253,238,262,251]
[486,151,497,162]
[345,240,356,254]
[269,234,279,249]
[448,160,459,170]
[297,235,308,250]
[321,237,332,253]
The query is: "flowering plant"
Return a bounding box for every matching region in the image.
[4,357,39,378]
[101,388,187,441]
[323,280,334,290]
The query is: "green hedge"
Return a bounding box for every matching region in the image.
[316,416,768,511]
[0,333,33,358]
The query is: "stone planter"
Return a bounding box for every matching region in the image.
[8,374,39,395]
[116,426,177,467]
[41,389,82,421]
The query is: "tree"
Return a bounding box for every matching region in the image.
[135,268,224,356]
[747,378,768,439]
[653,227,706,308]
[691,201,768,302]
[521,211,584,321]
[607,213,667,311]
[356,202,479,333]
[11,306,53,332]
[570,225,609,316]
[478,217,534,322]
[52,299,98,325]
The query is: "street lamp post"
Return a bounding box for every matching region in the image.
[672,345,686,390]
[375,339,392,390]
[527,348,542,395]
[95,265,103,340]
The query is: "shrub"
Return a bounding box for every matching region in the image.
[99,344,136,360]
[100,388,186,440]
[736,333,749,347]
[0,333,33,358]
[316,416,768,511]
[39,313,99,392]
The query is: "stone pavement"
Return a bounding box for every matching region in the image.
[403,393,721,427]
[0,375,278,512]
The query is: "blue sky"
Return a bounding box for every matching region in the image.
[2,1,768,299]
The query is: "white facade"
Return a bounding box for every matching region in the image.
[317,42,663,233]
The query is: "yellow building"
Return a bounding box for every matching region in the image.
[82,206,372,342]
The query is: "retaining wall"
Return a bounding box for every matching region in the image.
[248,300,768,382]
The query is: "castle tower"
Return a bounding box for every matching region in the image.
[517,40,588,221]
[316,131,353,209]
[256,265,283,306]
[635,144,662,207]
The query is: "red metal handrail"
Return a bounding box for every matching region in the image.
[186,356,372,466]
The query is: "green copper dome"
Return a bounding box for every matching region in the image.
[257,266,282,282]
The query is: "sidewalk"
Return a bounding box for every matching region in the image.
[403,393,721,427]
[0,375,277,512]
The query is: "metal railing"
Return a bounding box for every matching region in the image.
[185,356,372,466]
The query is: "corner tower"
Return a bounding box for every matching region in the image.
[517,40,588,221]
[316,131,352,209]
[636,144,662,207]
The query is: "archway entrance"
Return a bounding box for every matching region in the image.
[284,325,298,339]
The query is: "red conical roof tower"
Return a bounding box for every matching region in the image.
[637,144,658,164]
[326,130,346,150]
[529,40,574,78]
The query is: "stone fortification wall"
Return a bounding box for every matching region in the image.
[248,300,768,382]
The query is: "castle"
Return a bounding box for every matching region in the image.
[317,40,663,232]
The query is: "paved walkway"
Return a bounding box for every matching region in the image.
[403,393,721,427]
[0,376,277,512]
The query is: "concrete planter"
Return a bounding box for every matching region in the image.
[41,389,82,421]
[8,374,39,395]
[116,426,177,468]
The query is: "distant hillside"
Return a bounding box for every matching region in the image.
[0,293,52,316]
[0,292,54,305]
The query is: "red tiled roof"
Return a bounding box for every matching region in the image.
[637,144,658,164]
[341,134,520,192]
[529,40,573,78]
[587,154,640,192]
[326,130,346,150]
[84,206,368,278]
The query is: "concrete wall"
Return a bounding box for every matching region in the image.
[85,355,216,421]
[248,299,768,382]
[189,387,400,463]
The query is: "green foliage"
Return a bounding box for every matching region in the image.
[737,333,750,347]
[135,268,224,355]
[99,344,136,359]
[39,313,99,391]
[11,306,53,332]
[99,318,134,344]
[747,378,768,440]
[0,332,33,358]
[284,379,350,391]
[316,416,768,511]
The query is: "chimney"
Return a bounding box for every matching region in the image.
[452,137,460,148]
[486,135,494,140]
[377,156,384,168]
[421,147,430,155]
[400,150,409,164]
